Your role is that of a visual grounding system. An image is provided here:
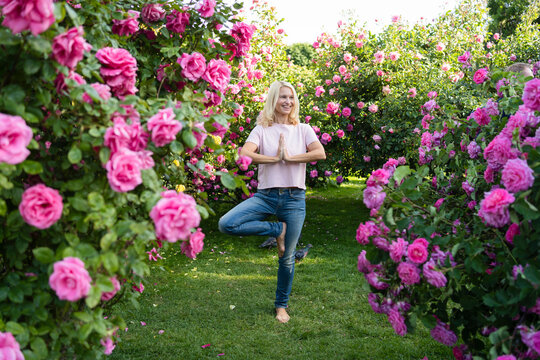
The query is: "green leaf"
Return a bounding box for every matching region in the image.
[384,208,396,226]
[79,323,93,340]
[88,192,105,210]
[219,172,236,189]
[23,58,41,75]
[5,321,25,335]
[33,247,55,264]
[85,286,101,309]
[22,160,43,175]
[96,276,114,292]
[393,166,411,184]
[196,205,209,219]
[102,252,119,273]
[28,37,51,54]
[68,146,82,164]
[0,199,7,216]
[100,232,117,250]
[8,287,24,303]
[524,266,540,285]
[99,147,110,165]
[182,130,198,149]
[70,197,88,212]
[73,312,93,323]
[30,337,48,359]
[170,140,184,154]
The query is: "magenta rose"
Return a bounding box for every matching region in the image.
[397,261,420,285]
[105,149,143,192]
[389,238,408,263]
[0,113,33,165]
[236,155,252,171]
[522,78,540,111]
[166,9,190,34]
[202,59,231,92]
[19,184,63,229]
[496,356,516,360]
[363,185,386,210]
[423,260,447,287]
[49,257,92,302]
[0,331,24,360]
[191,122,208,150]
[366,169,390,187]
[342,107,351,117]
[141,3,165,23]
[365,271,388,290]
[407,239,428,264]
[147,108,183,147]
[501,158,534,193]
[54,71,86,94]
[101,337,116,355]
[0,0,55,35]
[357,250,373,273]
[178,52,206,82]
[228,22,256,57]
[473,67,489,84]
[104,112,148,155]
[387,308,407,336]
[478,188,515,228]
[326,102,340,115]
[150,190,201,242]
[355,221,379,245]
[471,107,490,126]
[82,83,112,104]
[112,10,140,37]
[310,169,318,178]
[101,276,121,301]
[95,47,138,97]
[430,322,457,346]
[52,26,92,69]
[181,228,205,258]
[198,0,216,17]
[505,223,520,244]
[484,135,518,171]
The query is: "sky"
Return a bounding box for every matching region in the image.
[252,0,461,44]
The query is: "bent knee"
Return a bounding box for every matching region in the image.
[218,216,234,234]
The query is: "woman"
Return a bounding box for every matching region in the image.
[218,81,326,323]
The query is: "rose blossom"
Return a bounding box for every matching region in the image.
[388,308,407,336]
[471,107,490,126]
[82,83,112,104]
[357,250,372,273]
[19,184,63,229]
[505,223,520,244]
[112,10,140,37]
[52,26,92,69]
[356,221,379,245]
[166,9,190,34]
[198,0,216,17]
[310,169,318,178]
[522,78,540,111]
[49,257,92,301]
[478,188,515,228]
[357,101,365,109]
[0,331,24,360]
[228,22,256,58]
[368,104,378,113]
[342,107,351,117]
[473,68,489,84]
[54,70,86,94]
[397,261,420,285]
[365,271,388,290]
[363,185,386,210]
[326,102,340,115]
[0,113,33,165]
[336,129,345,138]
[95,47,138,97]
[484,135,518,171]
[496,356,516,360]
[101,277,121,301]
[389,237,408,262]
[141,3,165,23]
[0,0,55,35]
[366,169,390,187]
[106,149,143,192]
[431,322,457,346]
[423,260,447,287]
[178,52,206,82]
[181,228,205,258]
[150,190,201,242]
[501,158,534,193]
[236,155,252,171]
[146,108,182,147]
[407,239,429,264]
[202,59,231,92]
[101,337,116,355]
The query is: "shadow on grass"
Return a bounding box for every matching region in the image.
[110,181,453,360]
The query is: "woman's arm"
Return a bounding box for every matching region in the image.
[240,141,281,164]
[282,140,326,163]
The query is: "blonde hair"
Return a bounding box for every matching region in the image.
[257,81,300,127]
[505,63,533,77]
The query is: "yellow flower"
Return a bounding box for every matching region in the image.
[176,184,186,192]
[211,135,222,145]
[172,160,180,167]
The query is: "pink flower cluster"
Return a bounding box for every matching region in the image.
[150,190,201,242]
[141,3,165,23]
[96,47,138,97]
[178,52,207,82]
[228,22,256,58]
[49,257,92,302]
[147,108,183,147]
[0,0,55,35]
[112,10,140,37]
[166,9,190,34]
[0,113,33,165]
[0,331,24,360]
[198,0,216,18]
[478,188,515,228]
[52,27,92,69]
[181,227,205,258]
[19,184,63,229]
[236,155,252,171]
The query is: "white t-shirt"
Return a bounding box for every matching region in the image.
[245,123,319,190]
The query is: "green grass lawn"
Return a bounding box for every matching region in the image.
[109,179,453,359]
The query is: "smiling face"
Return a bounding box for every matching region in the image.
[274,86,294,118]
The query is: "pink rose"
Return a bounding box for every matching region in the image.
[310,169,318,178]
[366,169,390,187]
[501,158,534,193]
[374,51,385,64]
[54,71,86,94]
[388,308,407,336]
[228,22,256,57]
[0,113,33,164]
[82,83,112,104]
[522,78,540,111]
[368,104,378,113]
[473,68,489,84]
[95,47,138,97]
[434,198,445,210]
[178,52,206,82]
[356,221,379,245]
[0,332,24,360]
[202,59,231,92]
[357,101,365,109]
[407,239,428,264]
[19,184,63,229]
[357,250,373,273]
[181,228,205,258]
[431,322,457,346]
[147,108,183,147]
[166,9,190,34]
[478,188,515,228]
[101,276,121,301]
[191,122,208,150]
[496,356,516,360]
[236,155,252,171]
[389,238,408,262]
[505,223,520,244]
[342,107,351,117]
[336,129,344,138]
[0,0,55,35]
[141,3,165,23]
[397,261,420,285]
[105,149,143,192]
[104,114,149,155]
[101,337,116,355]
[423,260,447,287]
[315,86,325,97]
[471,107,490,126]
[389,51,400,61]
[326,102,340,115]
[484,135,518,171]
[363,185,386,210]
[49,257,92,302]
[52,26,92,69]
[150,190,201,242]
[112,10,140,36]
[198,0,216,17]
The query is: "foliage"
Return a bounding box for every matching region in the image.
[286,43,316,67]
[0,0,251,358]
[487,0,540,38]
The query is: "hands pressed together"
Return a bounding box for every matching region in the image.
[276,133,290,162]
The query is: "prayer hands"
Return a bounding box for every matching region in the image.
[277,134,290,162]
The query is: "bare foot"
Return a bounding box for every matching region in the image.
[276,222,286,258]
[275,308,290,323]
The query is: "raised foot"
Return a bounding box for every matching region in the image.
[276,222,286,258]
[275,308,290,323]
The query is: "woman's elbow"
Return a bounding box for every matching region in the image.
[318,151,326,160]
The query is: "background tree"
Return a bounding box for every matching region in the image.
[488,0,540,37]
[286,43,316,67]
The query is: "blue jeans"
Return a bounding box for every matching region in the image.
[218,187,306,308]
